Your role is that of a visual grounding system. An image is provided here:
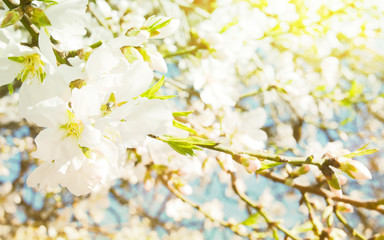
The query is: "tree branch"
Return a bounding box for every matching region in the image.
[262,171,384,214]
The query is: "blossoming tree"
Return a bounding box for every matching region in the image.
[0,0,383,239]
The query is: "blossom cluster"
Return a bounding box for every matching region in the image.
[0,0,382,239]
[0,1,180,195]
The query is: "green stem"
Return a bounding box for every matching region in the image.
[197,142,320,167]
[334,210,367,240]
[302,193,321,236]
[163,46,198,58]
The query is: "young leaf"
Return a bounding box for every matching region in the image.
[327,174,341,190]
[172,111,194,117]
[151,95,176,100]
[256,160,283,172]
[148,18,173,33]
[344,148,378,158]
[35,0,58,5]
[159,136,217,156]
[182,136,217,147]
[1,9,23,28]
[8,83,13,95]
[89,40,103,49]
[28,7,51,27]
[242,213,260,226]
[173,120,198,135]
[8,56,26,63]
[140,76,165,99]
[166,141,200,156]
[357,142,370,151]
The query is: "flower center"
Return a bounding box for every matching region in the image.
[9,53,46,83]
[66,121,83,137]
[61,110,84,138]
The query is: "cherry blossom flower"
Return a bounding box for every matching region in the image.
[44,0,88,50]
[0,29,55,87]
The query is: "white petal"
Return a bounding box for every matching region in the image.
[107,34,148,49]
[151,18,180,39]
[85,46,124,81]
[60,170,92,196]
[146,47,168,73]
[24,96,67,127]
[115,61,153,101]
[38,28,57,73]
[19,75,71,120]
[243,108,267,129]
[0,57,21,86]
[32,128,67,162]
[27,162,62,190]
[71,85,102,119]
[45,0,87,50]
[53,136,83,167]
[117,99,173,147]
[78,124,102,148]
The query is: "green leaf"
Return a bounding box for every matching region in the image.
[136,46,148,60]
[146,16,161,29]
[161,136,217,146]
[148,17,172,32]
[256,160,283,172]
[36,0,58,4]
[172,111,194,117]
[89,40,102,49]
[272,229,279,240]
[108,92,116,103]
[242,213,260,226]
[344,148,379,158]
[159,136,217,156]
[150,95,176,100]
[81,147,91,158]
[1,9,23,28]
[121,46,142,63]
[173,120,197,135]
[357,143,371,151]
[8,83,13,95]
[140,76,165,99]
[182,136,217,147]
[29,7,51,27]
[138,76,175,100]
[166,141,200,156]
[327,174,341,190]
[8,56,26,63]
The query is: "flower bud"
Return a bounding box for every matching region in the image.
[143,16,180,39]
[180,184,193,195]
[246,159,261,172]
[337,202,353,213]
[340,159,372,180]
[327,174,343,198]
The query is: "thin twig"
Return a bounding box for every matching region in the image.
[229,171,302,240]
[334,210,367,240]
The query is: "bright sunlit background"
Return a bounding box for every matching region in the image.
[0,0,384,239]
